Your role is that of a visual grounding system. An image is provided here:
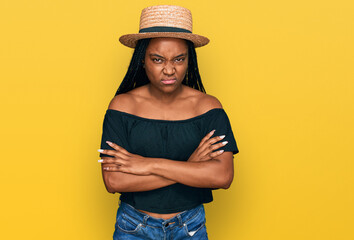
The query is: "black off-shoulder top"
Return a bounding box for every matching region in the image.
[99,108,239,213]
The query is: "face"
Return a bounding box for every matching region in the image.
[143,37,188,93]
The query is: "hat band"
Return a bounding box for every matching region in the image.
[139,26,192,33]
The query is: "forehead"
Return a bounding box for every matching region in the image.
[146,38,188,56]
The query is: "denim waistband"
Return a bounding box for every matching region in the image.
[118,201,204,228]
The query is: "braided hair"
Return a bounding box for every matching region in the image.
[115,38,206,96]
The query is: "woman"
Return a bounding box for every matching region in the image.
[98,5,239,240]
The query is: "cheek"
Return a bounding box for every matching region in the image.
[177,64,188,75]
[145,65,160,80]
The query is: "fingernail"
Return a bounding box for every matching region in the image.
[210,129,216,134]
[98,149,104,153]
[219,150,224,153]
[222,141,228,145]
[98,159,103,163]
[219,135,225,139]
[106,141,112,145]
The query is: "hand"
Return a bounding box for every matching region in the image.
[188,130,228,162]
[98,141,152,175]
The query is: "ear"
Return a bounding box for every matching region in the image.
[142,60,145,68]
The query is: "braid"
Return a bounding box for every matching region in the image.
[184,40,206,93]
[115,39,151,95]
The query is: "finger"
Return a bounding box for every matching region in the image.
[98,148,128,158]
[98,148,115,156]
[210,140,228,151]
[103,165,131,174]
[198,135,226,153]
[199,149,224,161]
[209,149,225,158]
[198,130,216,147]
[200,140,228,157]
[106,141,130,155]
[98,157,126,165]
[206,135,226,146]
[102,165,122,172]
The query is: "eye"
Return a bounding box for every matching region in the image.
[175,58,185,63]
[152,58,163,63]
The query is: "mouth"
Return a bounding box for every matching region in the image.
[161,79,177,85]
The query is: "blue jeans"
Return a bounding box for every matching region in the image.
[113,201,209,240]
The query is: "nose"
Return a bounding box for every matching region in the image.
[163,61,175,75]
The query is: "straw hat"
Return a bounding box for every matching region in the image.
[119,5,209,48]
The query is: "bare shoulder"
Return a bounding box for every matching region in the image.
[197,93,223,113]
[183,86,223,113]
[107,86,147,112]
[107,93,136,112]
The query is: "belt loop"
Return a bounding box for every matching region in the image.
[177,214,183,226]
[143,215,149,225]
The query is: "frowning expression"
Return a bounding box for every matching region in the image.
[144,37,188,91]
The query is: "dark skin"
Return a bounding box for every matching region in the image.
[99,37,234,219]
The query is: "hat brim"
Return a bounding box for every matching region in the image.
[119,32,209,48]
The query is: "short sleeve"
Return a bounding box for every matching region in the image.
[99,110,129,158]
[204,109,239,155]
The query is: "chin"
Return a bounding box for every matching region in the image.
[161,86,177,93]
[162,83,177,87]
[163,83,183,90]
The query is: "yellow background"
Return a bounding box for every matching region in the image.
[1,0,353,239]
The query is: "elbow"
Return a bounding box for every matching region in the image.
[106,173,128,193]
[103,173,121,193]
[106,175,122,193]
[220,179,233,189]
[107,182,117,193]
[218,179,233,189]
[107,187,116,194]
[216,172,234,189]
[212,157,234,189]
[105,176,117,193]
[102,165,126,193]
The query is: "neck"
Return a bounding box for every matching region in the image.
[147,83,184,105]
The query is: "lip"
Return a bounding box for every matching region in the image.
[161,79,177,85]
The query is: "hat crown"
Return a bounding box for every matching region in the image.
[119,4,209,48]
[139,5,193,32]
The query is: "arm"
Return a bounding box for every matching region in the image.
[103,151,234,189]
[101,130,229,192]
[149,151,234,189]
[101,160,176,193]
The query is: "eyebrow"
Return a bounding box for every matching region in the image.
[149,53,187,59]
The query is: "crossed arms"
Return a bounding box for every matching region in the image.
[99,137,234,193]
